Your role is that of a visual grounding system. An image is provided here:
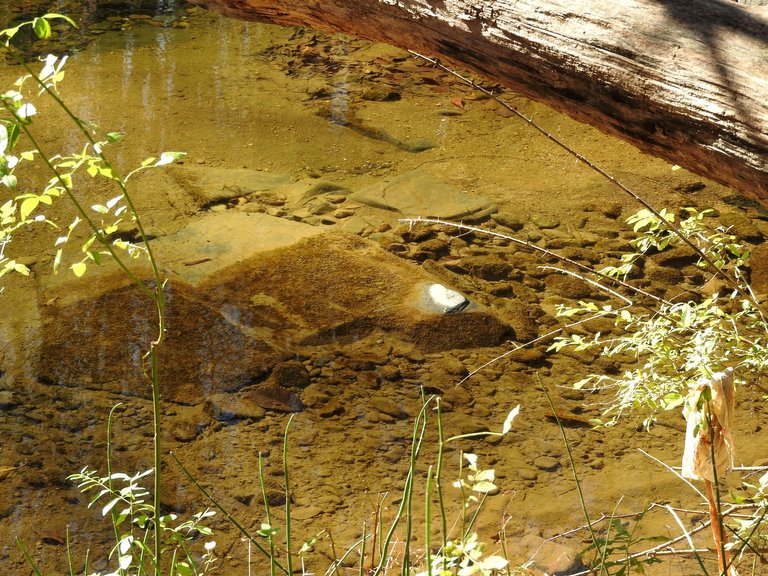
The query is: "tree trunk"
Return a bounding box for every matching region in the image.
[191,0,768,208]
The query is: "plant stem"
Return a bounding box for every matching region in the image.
[4,59,169,571]
[105,404,127,573]
[358,523,366,576]
[170,452,288,574]
[425,465,433,576]
[434,399,448,572]
[283,414,295,576]
[705,405,733,576]
[259,452,277,576]
[372,399,431,576]
[705,479,728,576]
[150,348,162,571]
[540,377,605,575]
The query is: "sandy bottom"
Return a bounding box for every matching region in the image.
[1,6,767,576]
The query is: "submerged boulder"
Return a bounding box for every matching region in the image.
[35,213,512,405]
[37,277,280,404]
[203,230,513,352]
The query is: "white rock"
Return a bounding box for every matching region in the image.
[427,283,469,314]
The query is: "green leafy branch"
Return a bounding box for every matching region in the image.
[549,207,768,426]
[69,467,217,576]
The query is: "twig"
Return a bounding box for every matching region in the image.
[402,217,667,306]
[407,50,767,320]
[561,507,714,576]
[664,504,712,576]
[457,313,605,386]
[638,449,707,502]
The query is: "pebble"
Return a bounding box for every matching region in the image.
[519,534,586,575]
[533,456,561,471]
[492,211,525,231]
[317,399,344,418]
[300,384,330,407]
[517,468,538,481]
[531,216,560,229]
[306,199,336,215]
[378,364,402,381]
[440,356,469,377]
[333,208,355,218]
[172,421,201,442]
[270,361,311,389]
[370,398,408,419]
[464,257,512,281]
[0,391,16,408]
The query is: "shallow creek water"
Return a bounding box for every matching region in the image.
[2,4,768,575]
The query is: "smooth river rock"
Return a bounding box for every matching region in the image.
[349,168,497,221]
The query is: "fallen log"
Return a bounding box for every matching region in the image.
[191,0,768,208]
[190,0,768,206]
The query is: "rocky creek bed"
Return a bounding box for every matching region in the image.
[2,6,768,575]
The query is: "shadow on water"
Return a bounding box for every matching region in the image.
[2,2,768,575]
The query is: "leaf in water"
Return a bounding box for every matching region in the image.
[573,376,595,390]
[70,261,86,277]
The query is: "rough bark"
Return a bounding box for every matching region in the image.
[191,0,768,207]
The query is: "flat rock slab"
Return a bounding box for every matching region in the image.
[167,166,292,208]
[34,223,512,406]
[349,168,497,221]
[152,211,325,285]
